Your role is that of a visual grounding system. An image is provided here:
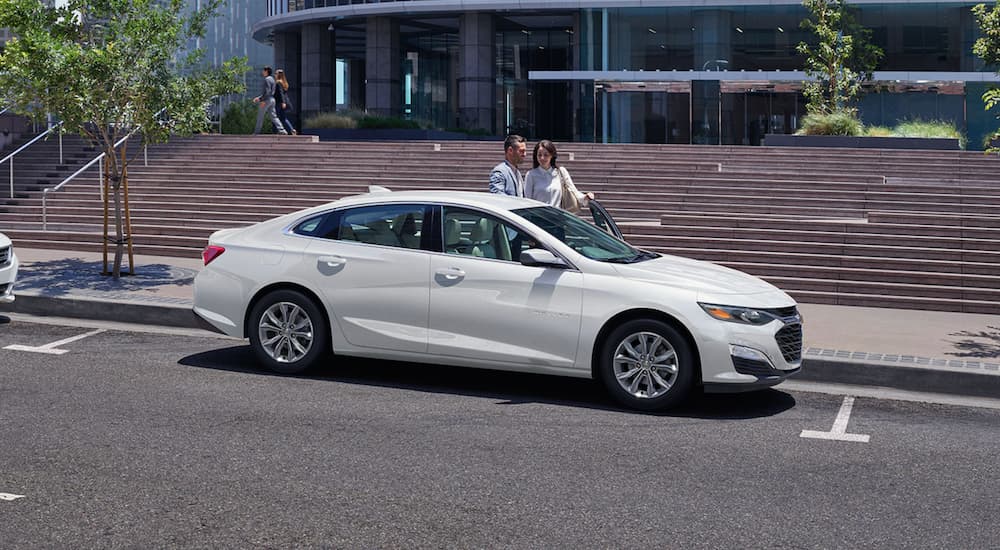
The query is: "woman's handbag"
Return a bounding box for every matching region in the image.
[557,167,581,213]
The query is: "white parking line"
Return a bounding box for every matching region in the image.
[801,396,871,443]
[4,328,106,355]
[0,493,25,501]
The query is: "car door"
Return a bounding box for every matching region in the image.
[303,203,430,353]
[428,206,584,368]
[587,199,624,241]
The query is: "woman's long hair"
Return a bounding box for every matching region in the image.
[275,69,290,91]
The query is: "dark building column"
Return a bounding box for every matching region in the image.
[366,16,401,117]
[347,60,365,110]
[458,12,495,133]
[300,23,335,118]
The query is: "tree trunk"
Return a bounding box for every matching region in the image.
[110,170,125,279]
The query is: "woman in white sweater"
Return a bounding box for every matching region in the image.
[524,140,595,212]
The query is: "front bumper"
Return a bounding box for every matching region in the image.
[698,312,803,391]
[0,248,18,304]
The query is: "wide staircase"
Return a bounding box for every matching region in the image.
[2,134,1000,313]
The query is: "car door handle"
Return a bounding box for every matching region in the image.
[435,267,465,280]
[317,255,346,268]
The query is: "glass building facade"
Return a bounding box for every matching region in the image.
[254,1,1000,149]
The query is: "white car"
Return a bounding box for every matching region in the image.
[193,190,802,410]
[0,232,18,304]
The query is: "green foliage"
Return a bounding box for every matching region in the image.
[0,0,249,276]
[797,0,882,115]
[303,110,433,130]
[0,0,248,149]
[893,118,966,149]
[799,114,966,148]
[357,116,423,130]
[221,98,263,135]
[863,125,892,137]
[973,2,1000,152]
[303,111,359,129]
[797,110,864,136]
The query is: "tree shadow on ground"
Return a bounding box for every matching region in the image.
[15,258,196,297]
[946,326,1000,359]
[179,346,797,420]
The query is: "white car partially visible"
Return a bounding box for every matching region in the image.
[0,232,18,304]
[193,190,802,411]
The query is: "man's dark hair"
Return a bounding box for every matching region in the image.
[504,134,525,152]
[263,66,273,76]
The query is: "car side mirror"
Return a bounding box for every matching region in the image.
[520,248,567,268]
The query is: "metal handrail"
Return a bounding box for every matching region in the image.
[42,112,163,230]
[1,122,64,198]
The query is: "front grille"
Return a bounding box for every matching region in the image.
[0,283,8,294]
[769,306,799,319]
[775,323,803,363]
[0,246,9,265]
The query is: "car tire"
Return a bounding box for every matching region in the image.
[248,289,329,374]
[598,319,695,411]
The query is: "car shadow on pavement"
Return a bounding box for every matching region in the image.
[178,346,797,420]
[15,258,196,296]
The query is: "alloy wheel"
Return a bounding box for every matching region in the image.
[258,301,315,364]
[612,331,679,399]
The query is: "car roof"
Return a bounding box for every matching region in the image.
[326,190,545,212]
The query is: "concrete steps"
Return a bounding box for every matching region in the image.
[3,134,1000,313]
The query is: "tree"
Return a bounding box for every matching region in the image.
[797,0,883,115]
[973,1,1000,152]
[0,0,248,277]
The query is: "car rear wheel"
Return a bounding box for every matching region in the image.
[248,289,329,374]
[598,319,694,411]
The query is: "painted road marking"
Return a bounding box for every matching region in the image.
[4,328,106,355]
[801,396,871,443]
[0,493,25,501]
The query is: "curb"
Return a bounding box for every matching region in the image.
[799,357,1000,400]
[4,294,201,330]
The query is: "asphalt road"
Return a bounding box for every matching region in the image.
[1,316,999,549]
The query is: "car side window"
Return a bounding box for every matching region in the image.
[292,214,326,236]
[441,207,536,262]
[336,204,425,250]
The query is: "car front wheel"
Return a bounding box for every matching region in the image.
[598,319,694,411]
[248,289,329,374]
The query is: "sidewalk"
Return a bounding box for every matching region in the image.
[3,247,999,399]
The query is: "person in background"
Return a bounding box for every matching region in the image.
[252,66,288,135]
[274,69,297,135]
[524,139,594,212]
[489,134,527,197]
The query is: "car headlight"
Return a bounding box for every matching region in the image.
[698,303,775,325]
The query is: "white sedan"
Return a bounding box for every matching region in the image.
[193,190,802,410]
[0,232,17,304]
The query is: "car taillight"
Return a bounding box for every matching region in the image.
[202,245,225,265]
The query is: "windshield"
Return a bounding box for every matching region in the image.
[512,206,656,263]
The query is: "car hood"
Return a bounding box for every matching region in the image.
[0,232,10,248]
[611,254,792,301]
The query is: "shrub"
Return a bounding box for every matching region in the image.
[221,99,262,135]
[893,118,965,148]
[864,126,893,137]
[357,116,423,130]
[796,110,864,136]
[303,111,358,129]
